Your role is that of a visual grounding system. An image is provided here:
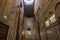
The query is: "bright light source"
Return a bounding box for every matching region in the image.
[24,0,34,5]
[50,14,56,23]
[22,30,25,35]
[45,20,49,27]
[27,31,31,35]
[50,14,55,20]
[27,21,32,27]
[4,16,7,19]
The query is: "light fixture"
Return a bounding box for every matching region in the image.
[27,31,31,35]
[27,21,32,27]
[24,0,34,5]
[4,16,7,19]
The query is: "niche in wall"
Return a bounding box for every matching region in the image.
[55,2,60,18]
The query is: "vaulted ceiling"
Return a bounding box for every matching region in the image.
[22,0,40,17]
[23,0,35,18]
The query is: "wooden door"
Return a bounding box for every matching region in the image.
[0,22,9,40]
[47,27,59,40]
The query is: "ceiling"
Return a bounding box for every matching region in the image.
[23,0,35,18]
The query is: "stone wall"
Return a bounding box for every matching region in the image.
[0,0,23,40]
[38,0,60,40]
